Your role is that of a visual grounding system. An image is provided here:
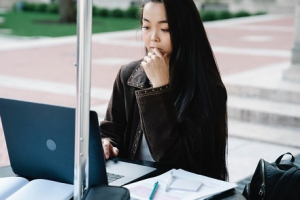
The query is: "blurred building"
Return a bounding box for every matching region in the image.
[0,0,296,14]
[227,0,296,14]
[0,0,50,10]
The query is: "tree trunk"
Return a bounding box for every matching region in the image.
[58,0,76,23]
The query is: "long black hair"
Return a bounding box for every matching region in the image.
[141,0,228,181]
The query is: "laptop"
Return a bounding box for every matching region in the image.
[0,98,156,187]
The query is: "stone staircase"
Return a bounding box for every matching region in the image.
[224,62,300,148]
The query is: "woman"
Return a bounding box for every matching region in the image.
[100,0,228,181]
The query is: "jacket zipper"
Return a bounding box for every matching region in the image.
[258,159,266,200]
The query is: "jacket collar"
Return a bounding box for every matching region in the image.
[127,61,150,89]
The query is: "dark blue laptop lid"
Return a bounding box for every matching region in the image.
[0,98,107,186]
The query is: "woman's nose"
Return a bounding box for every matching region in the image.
[150,31,159,42]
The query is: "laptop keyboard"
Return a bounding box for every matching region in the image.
[106,172,124,183]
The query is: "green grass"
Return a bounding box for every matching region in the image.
[0,11,140,37]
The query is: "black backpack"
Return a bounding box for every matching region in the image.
[242,152,300,200]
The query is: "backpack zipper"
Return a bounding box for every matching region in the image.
[258,159,266,200]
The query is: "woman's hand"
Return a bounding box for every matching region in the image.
[140,48,170,88]
[102,138,119,159]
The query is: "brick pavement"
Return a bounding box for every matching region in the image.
[0,14,297,182]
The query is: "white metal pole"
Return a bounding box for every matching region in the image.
[291,0,300,66]
[74,0,93,199]
[283,0,300,81]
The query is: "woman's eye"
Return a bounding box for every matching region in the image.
[142,26,149,30]
[161,29,169,32]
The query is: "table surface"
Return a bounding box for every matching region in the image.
[0,159,246,200]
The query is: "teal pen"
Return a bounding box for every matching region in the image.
[149,181,159,200]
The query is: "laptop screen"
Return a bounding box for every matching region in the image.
[0,98,107,186]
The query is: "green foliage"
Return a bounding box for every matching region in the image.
[22,2,35,11]
[13,1,24,11]
[19,2,58,13]
[99,8,110,17]
[94,7,109,17]
[233,10,250,18]
[74,4,77,14]
[13,3,265,21]
[215,10,232,20]
[200,10,217,21]
[125,6,140,19]
[111,8,124,18]
[46,3,59,13]
[200,9,265,22]
[0,11,140,37]
[254,11,266,15]
[34,3,47,12]
[92,6,97,16]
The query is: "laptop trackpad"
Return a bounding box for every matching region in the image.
[106,160,156,186]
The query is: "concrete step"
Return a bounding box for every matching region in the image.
[228,118,300,148]
[223,62,300,104]
[227,95,300,128]
[225,80,300,104]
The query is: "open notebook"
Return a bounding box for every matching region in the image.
[0,98,156,199]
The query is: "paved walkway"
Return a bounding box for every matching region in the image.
[0,14,299,184]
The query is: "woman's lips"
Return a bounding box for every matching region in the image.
[151,47,162,51]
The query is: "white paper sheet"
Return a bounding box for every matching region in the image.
[124,169,237,200]
[169,177,202,192]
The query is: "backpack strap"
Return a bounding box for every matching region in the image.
[275,152,295,164]
[268,167,299,200]
[275,152,298,170]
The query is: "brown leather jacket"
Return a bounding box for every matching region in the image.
[100,59,227,179]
